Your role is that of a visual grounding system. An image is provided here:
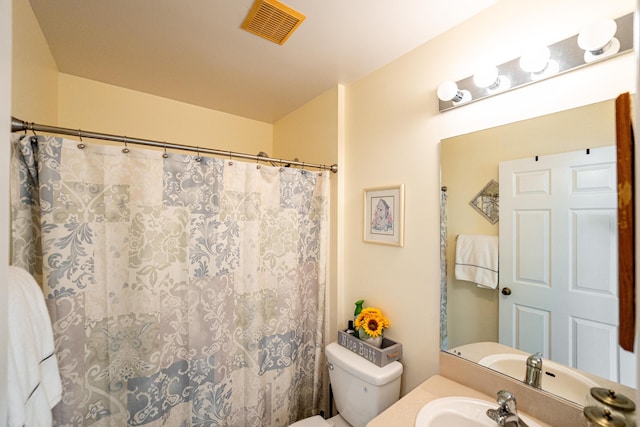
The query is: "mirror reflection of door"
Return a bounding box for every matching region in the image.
[499,147,635,385]
[441,99,640,398]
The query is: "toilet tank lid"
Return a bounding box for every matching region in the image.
[326,342,403,386]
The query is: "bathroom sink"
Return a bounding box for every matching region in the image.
[415,396,542,427]
[478,353,599,404]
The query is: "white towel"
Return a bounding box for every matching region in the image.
[454,234,499,289]
[7,266,62,427]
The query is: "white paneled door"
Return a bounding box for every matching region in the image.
[499,147,635,385]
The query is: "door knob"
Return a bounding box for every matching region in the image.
[501,287,512,296]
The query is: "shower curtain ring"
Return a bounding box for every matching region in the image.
[162,143,169,159]
[122,136,130,154]
[77,129,85,149]
[301,162,306,174]
[195,147,201,162]
[228,150,233,166]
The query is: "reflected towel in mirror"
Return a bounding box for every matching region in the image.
[454,234,499,289]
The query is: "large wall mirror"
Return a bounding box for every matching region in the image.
[440,99,637,406]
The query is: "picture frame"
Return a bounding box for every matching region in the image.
[363,184,405,247]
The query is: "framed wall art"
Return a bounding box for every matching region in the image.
[363,184,405,247]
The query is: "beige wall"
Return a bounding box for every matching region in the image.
[442,99,615,349]
[12,0,272,156]
[273,86,342,167]
[273,86,344,348]
[344,0,634,396]
[58,74,273,154]
[12,0,57,124]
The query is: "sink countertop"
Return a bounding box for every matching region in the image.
[446,342,635,399]
[366,375,550,427]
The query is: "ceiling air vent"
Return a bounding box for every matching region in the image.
[241,0,305,45]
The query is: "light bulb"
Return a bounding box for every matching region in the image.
[437,81,471,104]
[520,45,550,73]
[577,18,620,63]
[473,66,499,88]
[519,45,559,80]
[473,66,510,93]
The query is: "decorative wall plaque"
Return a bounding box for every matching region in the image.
[469,179,499,224]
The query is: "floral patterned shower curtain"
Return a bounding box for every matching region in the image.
[439,187,448,350]
[11,134,329,426]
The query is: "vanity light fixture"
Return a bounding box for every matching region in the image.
[436,12,633,112]
[437,81,472,105]
[473,66,511,93]
[577,18,620,63]
[519,45,559,80]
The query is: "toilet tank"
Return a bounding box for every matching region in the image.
[325,342,403,427]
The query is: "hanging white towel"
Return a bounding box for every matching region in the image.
[7,266,62,427]
[454,234,499,289]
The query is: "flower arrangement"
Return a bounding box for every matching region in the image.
[354,307,390,339]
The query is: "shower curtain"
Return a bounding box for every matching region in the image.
[11,134,330,427]
[439,188,448,350]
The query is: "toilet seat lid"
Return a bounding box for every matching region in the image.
[289,415,331,427]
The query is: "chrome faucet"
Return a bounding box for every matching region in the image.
[524,352,543,388]
[486,390,529,427]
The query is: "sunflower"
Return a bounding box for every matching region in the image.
[355,307,390,338]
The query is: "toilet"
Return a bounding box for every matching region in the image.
[290,341,403,427]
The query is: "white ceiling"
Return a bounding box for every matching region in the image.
[28,0,497,123]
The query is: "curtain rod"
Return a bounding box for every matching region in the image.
[10,117,338,173]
